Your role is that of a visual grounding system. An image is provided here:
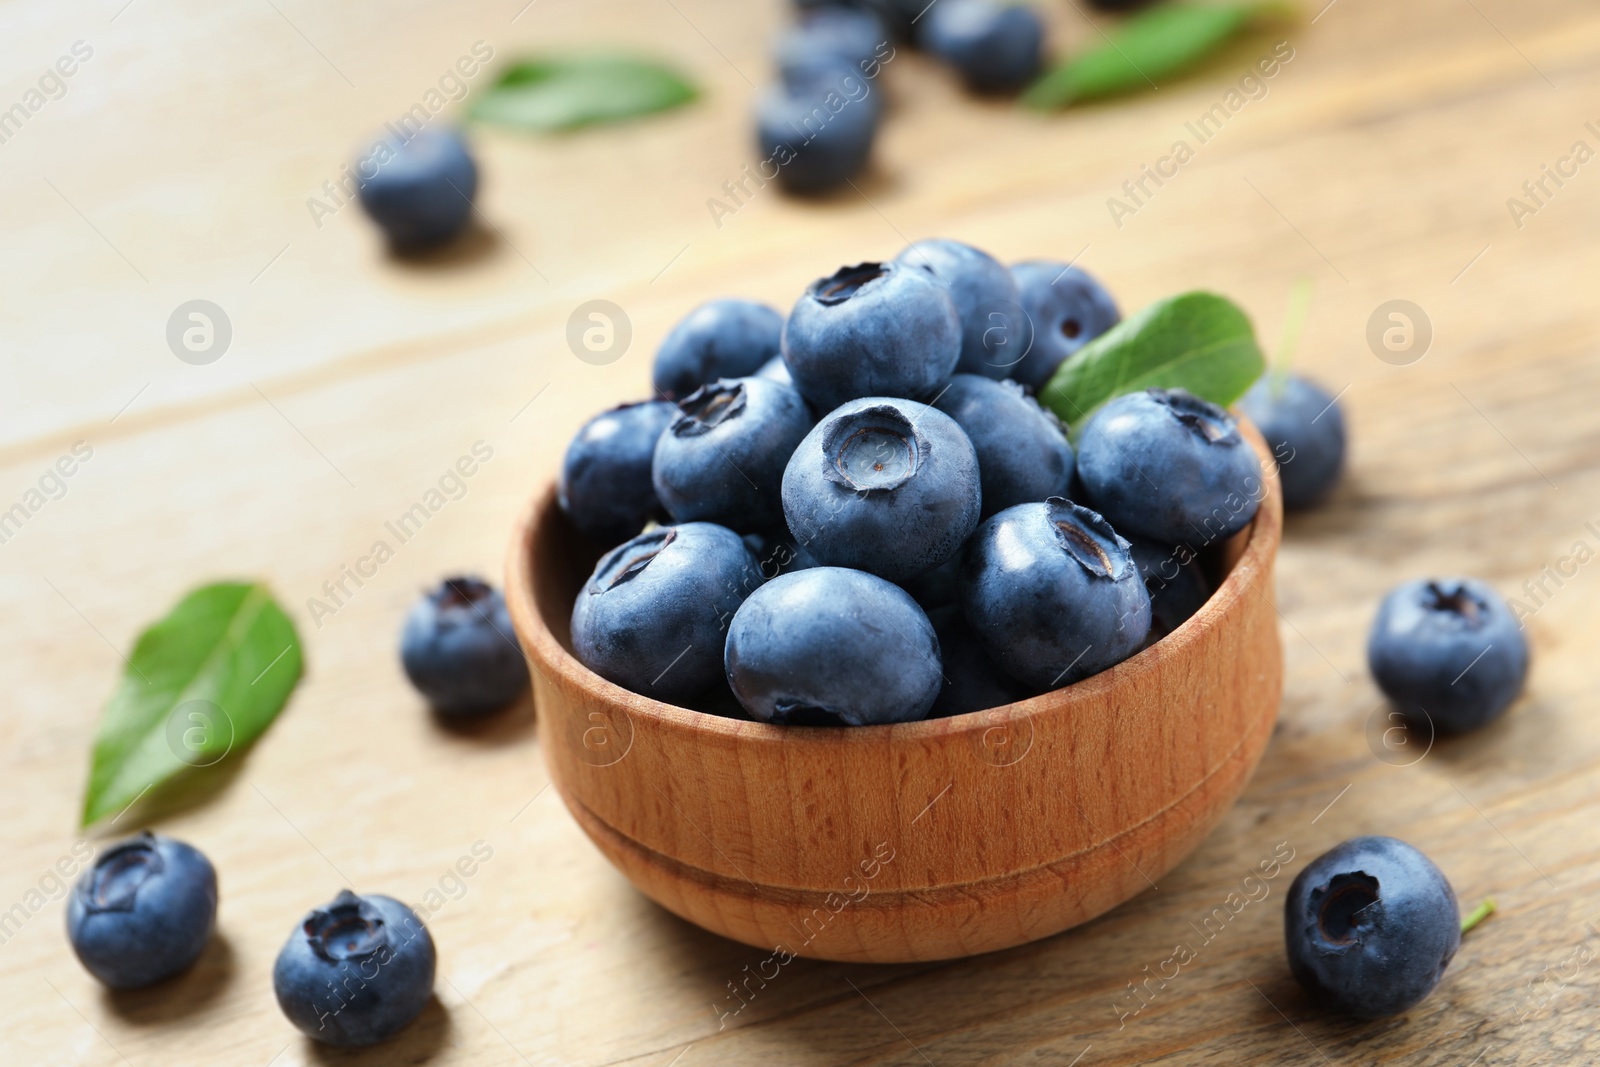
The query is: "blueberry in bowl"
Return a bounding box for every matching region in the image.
[652,299,785,402]
[653,377,814,534]
[932,373,1073,517]
[1285,836,1460,1018]
[274,890,435,1047]
[66,832,217,989]
[1008,260,1120,390]
[1076,387,1264,546]
[400,576,529,717]
[356,127,477,252]
[725,566,942,725]
[917,0,1045,94]
[894,239,1022,378]
[782,396,981,583]
[1367,577,1528,734]
[1238,373,1347,511]
[781,262,961,411]
[559,400,676,548]
[1127,536,1212,645]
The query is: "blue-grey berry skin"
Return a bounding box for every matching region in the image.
[782,262,962,411]
[756,74,881,195]
[743,532,823,579]
[782,397,982,583]
[652,299,785,402]
[1285,837,1459,1018]
[559,400,676,547]
[400,577,529,717]
[1077,388,1264,546]
[895,239,1023,378]
[653,378,815,534]
[756,354,794,386]
[1238,374,1347,511]
[725,567,942,725]
[933,374,1073,517]
[66,832,217,990]
[274,890,436,1047]
[1367,578,1529,734]
[571,523,763,701]
[775,7,888,86]
[918,0,1044,94]
[929,607,1030,716]
[356,127,477,251]
[1126,536,1212,646]
[1008,261,1121,390]
[960,498,1151,689]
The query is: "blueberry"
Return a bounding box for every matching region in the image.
[652,299,785,402]
[652,378,814,533]
[782,397,981,582]
[66,832,216,989]
[775,7,888,86]
[918,0,1044,94]
[930,607,1030,716]
[960,498,1151,689]
[1367,578,1529,734]
[901,554,962,612]
[1238,374,1347,511]
[1008,260,1120,390]
[356,127,477,251]
[725,567,941,724]
[1126,536,1212,645]
[1285,836,1459,1018]
[571,523,762,701]
[932,374,1073,517]
[895,239,1023,378]
[781,262,961,411]
[743,531,822,579]
[559,400,676,547]
[274,890,435,1047]
[1076,388,1264,546]
[756,354,794,386]
[756,73,881,195]
[400,577,529,717]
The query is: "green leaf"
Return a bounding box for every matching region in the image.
[1022,1,1289,109]
[82,582,303,827]
[1039,291,1265,432]
[471,54,698,132]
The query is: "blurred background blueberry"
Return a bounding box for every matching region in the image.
[67,832,217,989]
[400,576,529,717]
[357,127,477,252]
[918,0,1045,94]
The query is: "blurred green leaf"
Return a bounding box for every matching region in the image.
[472,55,698,132]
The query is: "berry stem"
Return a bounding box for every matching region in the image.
[1270,278,1313,401]
[1460,898,1496,935]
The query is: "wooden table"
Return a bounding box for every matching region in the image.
[4,0,1598,1063]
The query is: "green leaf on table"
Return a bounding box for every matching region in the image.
[82,581,303,827]
[471,55,698,132]
[1039,291,1265,432]
[1022,1,1291,110]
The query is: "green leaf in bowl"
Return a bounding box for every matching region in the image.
[81,581,303,827]
[472,55,698,132]
[1039,291,1265,432]
[1022,1,1290,110]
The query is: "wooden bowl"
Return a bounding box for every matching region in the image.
[505,440,1283,963]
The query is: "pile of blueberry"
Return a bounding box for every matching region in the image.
[558,238,1276,725]
[758,1,1047,195]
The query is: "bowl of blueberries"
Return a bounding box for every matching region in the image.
[506,239,1285,962]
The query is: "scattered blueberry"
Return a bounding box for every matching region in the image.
[274,890,436,1047]
[1367,578,1529,734]
[932,373,1073,517]
[1076,388,1264,546]
[559,400,676,547]
[356,127,477,252]
[895,239,1022,378]
[1126,536,1212,645]
[1008,260,1120,390]
[960,498,1151,689]
[652,299,785,402]
[775,7,887,86]
[918,0,1044,94]
[571,523,762,701]
[781,262,961,411]
[653,378,814,533]
[783,397,981,583]
[755,354,794,386]
[725,567,941,725]
[66,832,216,989]
[1285,836,1459,1018]
[930,607,1030,716]
[756,73,881,195]
[1238,373,1347,510]
[400,577,529,717]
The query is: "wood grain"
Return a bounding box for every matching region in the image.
[4,0,1600,1064]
